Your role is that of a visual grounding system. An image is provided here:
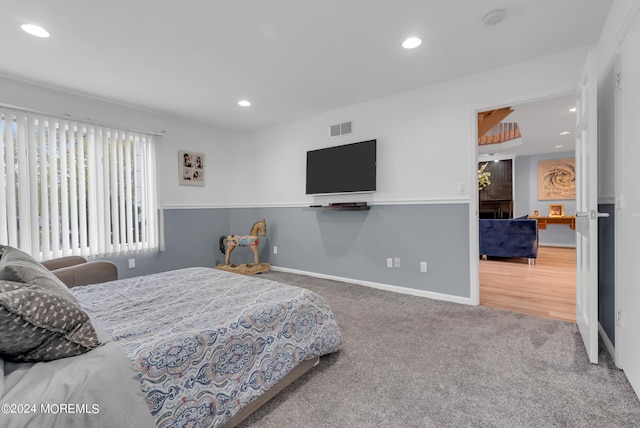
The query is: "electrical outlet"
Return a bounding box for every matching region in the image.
[420,262,428,273]
[386,258,393,268]
[459,183,465,194]
[128,258,135,269]
[394,257,401,268]
[273,246,278,255]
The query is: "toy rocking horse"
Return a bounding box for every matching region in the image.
[219,219,267,266]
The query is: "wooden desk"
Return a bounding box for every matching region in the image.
[533,216,576,230]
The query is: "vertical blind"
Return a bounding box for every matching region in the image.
[0,108,159,260]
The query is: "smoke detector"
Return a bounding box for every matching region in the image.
[483,10,505,26]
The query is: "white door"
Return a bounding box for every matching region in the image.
[575,50,601,364]
[618,9,640,396]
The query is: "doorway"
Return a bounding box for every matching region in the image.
[475,94,578,322]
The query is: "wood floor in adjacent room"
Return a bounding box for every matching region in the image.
[479,246,576,322]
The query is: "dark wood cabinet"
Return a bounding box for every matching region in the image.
[479,159,513,219]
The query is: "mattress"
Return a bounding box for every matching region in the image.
[72,267,342,427]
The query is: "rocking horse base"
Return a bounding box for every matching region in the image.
[215,262,271,275]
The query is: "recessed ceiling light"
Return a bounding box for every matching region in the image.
[402,37,422,49]
[21,24,49,38]
[483,10,505,26]
[238,100,251,107]
[568,107,576,112]
[559,131,571,135]
[555,145,565,148]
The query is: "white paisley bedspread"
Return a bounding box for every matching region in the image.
[72,267,342,428]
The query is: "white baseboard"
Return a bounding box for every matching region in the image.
[270,265,474,306]
[539,243,576,248]
[598,322,618,367]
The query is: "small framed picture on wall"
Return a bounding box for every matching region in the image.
[549,203,565,217]
[179,150,205,186]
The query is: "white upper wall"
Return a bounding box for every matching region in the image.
[0,75,236,208]
[0,75,164,131]
[156,116,238,208]
[1,45,592,209]
[597,0,637,76]
[594,0,638,200]
[226,47,590,207]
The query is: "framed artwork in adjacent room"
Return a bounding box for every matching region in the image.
[179,150,205,186]
[537,158,576,200]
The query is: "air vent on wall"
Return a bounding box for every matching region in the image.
[330,121,353,137]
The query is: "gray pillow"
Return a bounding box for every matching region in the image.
[0,356,4,397]
[0,280,101,362]
[0,245,78,303]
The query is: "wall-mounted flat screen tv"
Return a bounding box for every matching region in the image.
[306,139,376,195]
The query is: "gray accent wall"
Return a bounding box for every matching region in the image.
[231,204,470,298]
[598,204,615,345]
[100,208,230,279]
[106,203,471,299]
[514,152,577,247]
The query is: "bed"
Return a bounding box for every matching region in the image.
[0,246,342,427]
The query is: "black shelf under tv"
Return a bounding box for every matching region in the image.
[304,202,369,211]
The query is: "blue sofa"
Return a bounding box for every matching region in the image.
[479,217,539,264]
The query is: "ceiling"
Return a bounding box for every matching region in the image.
[1,1,612,131]
[478,93,578,157]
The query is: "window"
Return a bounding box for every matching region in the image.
[0,108,159,260]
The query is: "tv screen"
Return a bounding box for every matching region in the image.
[306,139,376,195]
